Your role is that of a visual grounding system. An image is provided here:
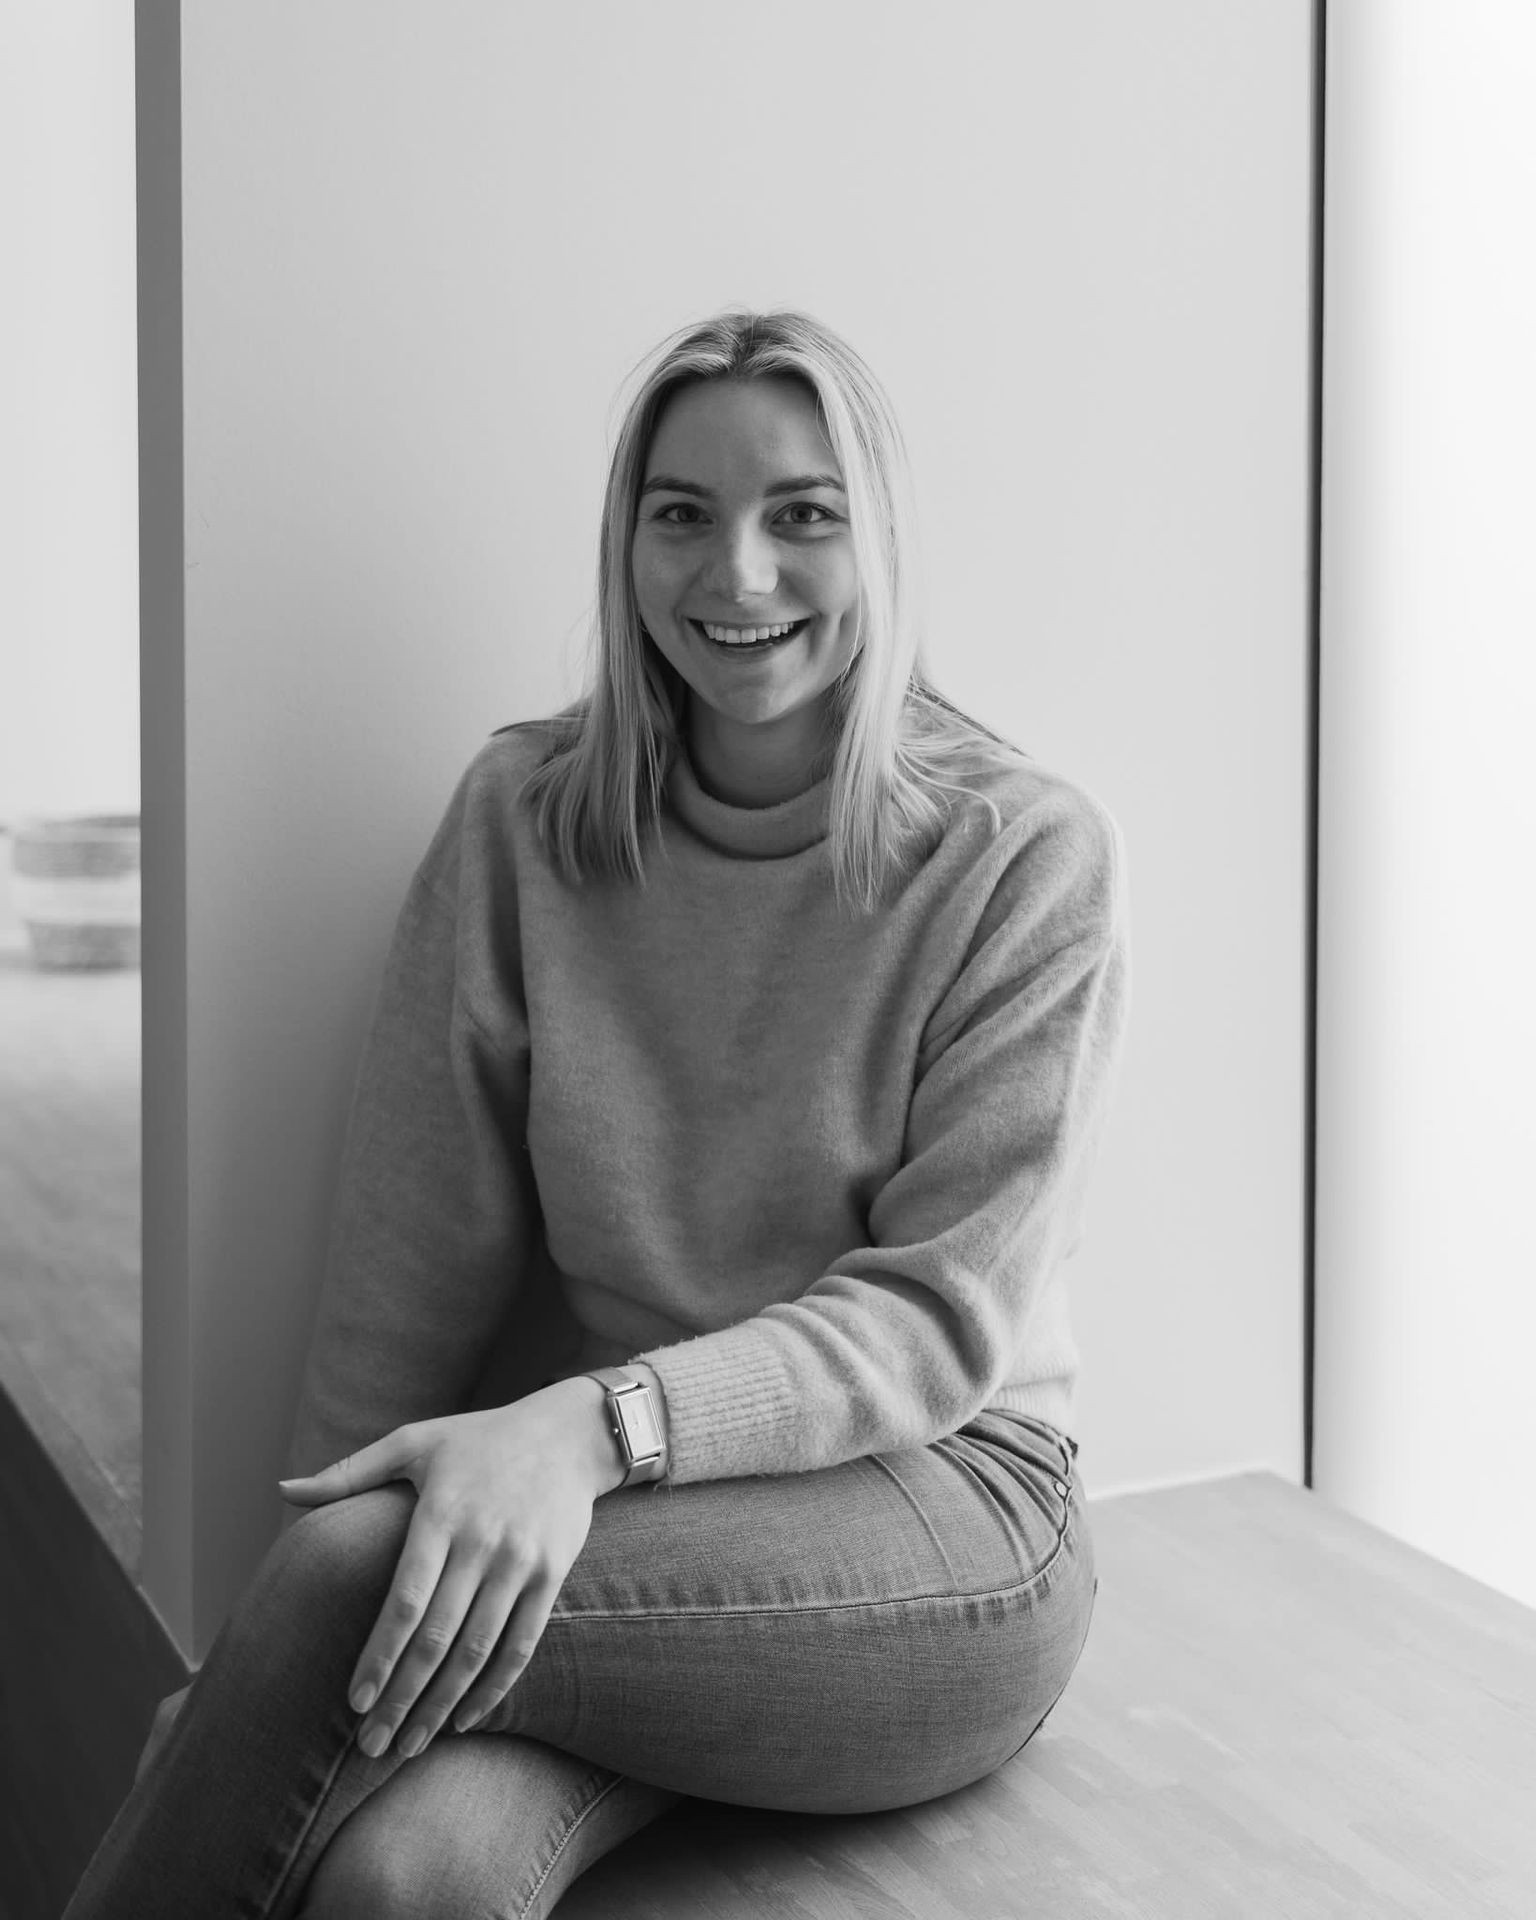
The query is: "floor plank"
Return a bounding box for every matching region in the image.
[0,930,141,1551]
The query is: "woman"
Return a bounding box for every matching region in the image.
[67,309,1128,1917]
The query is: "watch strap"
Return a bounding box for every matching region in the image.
[586,1366,667,1487]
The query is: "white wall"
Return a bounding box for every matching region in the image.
[144,0,1314,1656]
[1316,3,1536,1606]
[0,2,138,826]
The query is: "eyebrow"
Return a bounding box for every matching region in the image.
[639,472,847,499]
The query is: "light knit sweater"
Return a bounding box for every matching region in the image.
[288,720,1129,1486]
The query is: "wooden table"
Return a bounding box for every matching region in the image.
[558,1473,1536,1919]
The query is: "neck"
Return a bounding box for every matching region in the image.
[686,702,833,808]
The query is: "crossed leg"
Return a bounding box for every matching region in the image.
[66,1412,1092,1920]
[297,1733,676,1919]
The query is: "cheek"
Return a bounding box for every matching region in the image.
[803,543,859,613]
[633,538,687,603]
[822,566,864,664]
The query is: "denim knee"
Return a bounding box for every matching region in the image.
[271,1484,414,1589]
[282,1481,412,1584]
[221,1484,415,1680]
[298,1814,459,1920]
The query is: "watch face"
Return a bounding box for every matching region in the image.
[617,1389,662,1460]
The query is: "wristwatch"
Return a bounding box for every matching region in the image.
[585,1367,667,1488]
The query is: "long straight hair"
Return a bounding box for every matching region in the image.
[522,309,1023,909]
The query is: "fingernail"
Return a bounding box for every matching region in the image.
[398,1727,427,1758]
[359,1723,390,1759]
[350,1682,377,1715]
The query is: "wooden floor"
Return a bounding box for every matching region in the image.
[558,1473,1536,1919]
[0,918,141,1568]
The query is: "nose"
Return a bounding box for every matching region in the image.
[701,522,779,603]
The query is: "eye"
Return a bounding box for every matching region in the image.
[778,502,838,528]
[652,501,707,526]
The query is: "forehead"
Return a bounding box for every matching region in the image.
[644,376,839,484]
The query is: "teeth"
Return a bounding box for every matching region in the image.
[700,620,801,645]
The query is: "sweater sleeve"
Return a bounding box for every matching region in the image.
[635,797,1129,1483]
[285,776,539,1479]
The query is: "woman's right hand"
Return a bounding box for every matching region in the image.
[277,1376,624,1760]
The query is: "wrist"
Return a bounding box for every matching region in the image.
[542,1375,629,1497]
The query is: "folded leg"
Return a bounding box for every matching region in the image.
[494,1410,1095,1814]
[64,1412,1090,1916]
[297,1733,676,1920]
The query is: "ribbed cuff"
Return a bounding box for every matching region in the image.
[633,1321,801,1484]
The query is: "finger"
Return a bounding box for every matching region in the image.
[451,1570,560,1733]
[278,1427,418,1507]
[355,1542,484,1758]
[347,1513,452,1729]
[393,1556,524,1754]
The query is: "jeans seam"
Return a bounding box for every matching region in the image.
[254,1730,357,1920]
[555,1515,1080,1626]
[514,1771,626,1920]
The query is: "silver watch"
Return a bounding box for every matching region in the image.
[586,1367,667,1487]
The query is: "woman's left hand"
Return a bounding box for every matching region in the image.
[279,1378,622,1760]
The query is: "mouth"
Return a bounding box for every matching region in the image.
[688,616,812,654]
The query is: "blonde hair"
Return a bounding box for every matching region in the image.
[522,308,1024,909]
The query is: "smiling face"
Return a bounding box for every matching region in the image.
[631,375,861,803]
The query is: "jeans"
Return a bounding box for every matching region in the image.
[65,1409,1095,1919]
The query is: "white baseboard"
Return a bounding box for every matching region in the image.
[1089,1461,1300,1503]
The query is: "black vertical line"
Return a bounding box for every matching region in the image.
[1303,0,1328,1491]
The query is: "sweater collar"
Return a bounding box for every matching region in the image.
[665,748,831,858]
